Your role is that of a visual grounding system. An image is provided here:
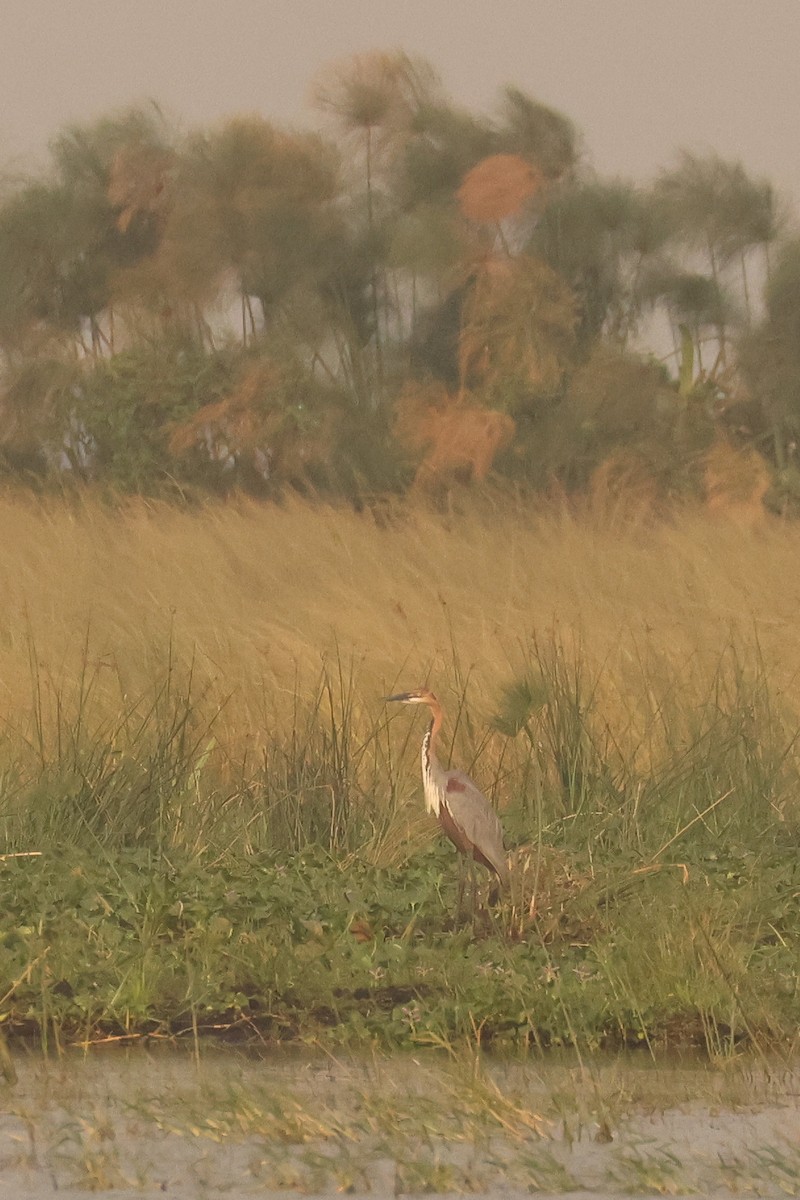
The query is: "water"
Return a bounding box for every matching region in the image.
[0,1043,798,1197]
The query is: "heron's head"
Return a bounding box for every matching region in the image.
[385,688,438,707]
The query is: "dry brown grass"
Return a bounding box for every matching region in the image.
[0,490,799,757]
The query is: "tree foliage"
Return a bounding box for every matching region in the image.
[0,66,791,509]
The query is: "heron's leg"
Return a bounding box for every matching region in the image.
[467,861,479,927]
[455,856,467,925]
[486,875,503,935]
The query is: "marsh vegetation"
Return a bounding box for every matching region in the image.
[0,494,798,1056]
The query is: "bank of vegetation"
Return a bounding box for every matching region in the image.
[0,497,798,1053]
[0,51,798,515]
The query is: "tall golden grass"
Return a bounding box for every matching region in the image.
[1,489,799,756]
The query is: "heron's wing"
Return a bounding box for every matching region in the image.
[443,771,509,885]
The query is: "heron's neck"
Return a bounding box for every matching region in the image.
[421,712,446,816]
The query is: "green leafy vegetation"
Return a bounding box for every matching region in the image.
[1,836,798,1051]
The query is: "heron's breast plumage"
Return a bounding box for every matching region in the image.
[421,729,443,816]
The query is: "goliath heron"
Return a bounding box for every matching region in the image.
[385,689,509,907]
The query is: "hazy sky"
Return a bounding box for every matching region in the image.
[3,1,799,214]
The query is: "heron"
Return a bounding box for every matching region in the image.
[385,688,509,912]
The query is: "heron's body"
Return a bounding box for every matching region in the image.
[387,689,509,893]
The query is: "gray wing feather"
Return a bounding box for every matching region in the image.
[445,772,509,886]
